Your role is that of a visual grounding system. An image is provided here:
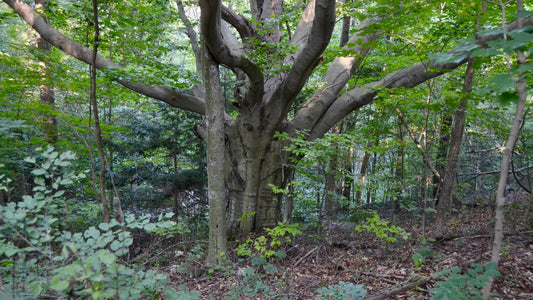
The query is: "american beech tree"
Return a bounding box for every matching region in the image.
[3,0,532,264]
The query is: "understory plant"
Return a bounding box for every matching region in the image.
[0,147,192,299]
[355,210,410,245]
[316,281,366,300]
[236,222,301,259]
[430,262,500,300]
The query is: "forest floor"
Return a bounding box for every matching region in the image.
[162,206,533,299]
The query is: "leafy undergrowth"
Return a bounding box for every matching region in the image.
[158,207,532,299]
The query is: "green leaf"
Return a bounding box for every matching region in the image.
[98,222,110,231]
[497,91,519,106]
[50,275,69,291]
[98,250,116,265]
[491,73,514,92]
[85,226,100,240]
[31,168,46,176]
[34,177,45,186]
[484,262,500,277]
[251,256,266,266]
[110,240,122,251]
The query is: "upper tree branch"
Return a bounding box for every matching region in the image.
[176,0,201,72]
[199,0,264,106]
[221,5,254,41]
[290,19,379,134]
[307,15,533,140]
[4,0,206,114]
[275,0,336,109]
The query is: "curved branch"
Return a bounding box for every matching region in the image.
[277,0,336,105]
[290,19,379,133]
[4,0,205,114]
[221,5,254,41]
[309,59,466,139]
[199,0,264,105]
[296,13,533,139]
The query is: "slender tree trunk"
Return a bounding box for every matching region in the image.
[434,59,475,237]
[366,152,377,205]
[528,175,533,228]
[324,126,341,225]
[35,0,57,144]
[90,0,110,223]
[356,144,372,204]
[394,119,404,210]
[341,142,354,203]
[482,19,527,300]
[339,0,351,48]
[433,113,452,200]
[202,44,228,267]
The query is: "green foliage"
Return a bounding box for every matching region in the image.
[411,247,435,269]
[430,262,501,300]
[226,266,274,299]
[227,257,289,299]
[0,148,190,299]
[316,281,366,300]
[236,222,301,259]
[355,211,410,244]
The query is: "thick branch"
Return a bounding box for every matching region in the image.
[199,0,264,105]
[276,0,336,107]
[4,0,205,114]
[290,19,379,133]
[308,60,465,139]
[221,5,254,41]
[305,15,532,139]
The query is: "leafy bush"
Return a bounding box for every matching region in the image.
[430,262,500,300]
[317,281,366,299]
[355,210,410,244]
[0,147,192,299]
[236,222,301,259]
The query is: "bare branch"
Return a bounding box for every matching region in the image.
[290,19,379,133]
[4,0,205,114]
[276,0,336,106]
[221,5,254,41]
[176,0,201,71]
[199,0,264,106]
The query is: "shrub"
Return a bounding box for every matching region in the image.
[430,262,500,300]
[355,210,410,244]
[0,147,193,299]
[236,222,301,259]
[317,281,366,299]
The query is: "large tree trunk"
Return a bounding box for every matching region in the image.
[224,122,286,235]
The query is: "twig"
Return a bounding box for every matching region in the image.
[293,246,319,267]
[269,293,302,300]
[366,273,438,300]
